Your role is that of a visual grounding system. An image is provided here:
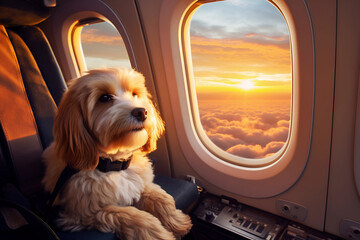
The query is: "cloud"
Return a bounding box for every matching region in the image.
[190,36,291,84]
[243,32,290,49]
[227,141,286,158]
[82,43,130,61]
[205,132,244,150]
[79,22,131,67]
[201,116,230,130]
[190,0,289,48]
[277,119,290,128]
[190,20,289,49]
[213,124,289,147]
[81,29,125,46]
[190,20,230,39]
[198,99,290,158]
[81,22,126,46]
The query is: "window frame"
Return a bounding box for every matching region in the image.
[184,2,292,167]
[159,0,315,197]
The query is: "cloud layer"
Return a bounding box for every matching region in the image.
[198,98,290,158]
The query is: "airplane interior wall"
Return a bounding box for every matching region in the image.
[325,0,360,236]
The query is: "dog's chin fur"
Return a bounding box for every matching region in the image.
[100,129,148,155]
[42,68,192,240]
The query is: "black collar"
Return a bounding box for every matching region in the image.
[47,155,133,211]
[96,155,133,173]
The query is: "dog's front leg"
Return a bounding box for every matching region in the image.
[96,205,175,240]
[135,183,193,238]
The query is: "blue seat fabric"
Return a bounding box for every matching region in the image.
[154,175,199,213]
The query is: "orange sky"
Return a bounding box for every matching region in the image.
[191,35,291,96]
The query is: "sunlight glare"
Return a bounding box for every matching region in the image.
[237,80,255,91]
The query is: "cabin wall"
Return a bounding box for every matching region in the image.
[325,0,360,236]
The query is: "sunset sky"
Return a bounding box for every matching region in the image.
[190,0,291,95]
[80,0,291,159]
[190,0,291,159]
[81,23,131,70]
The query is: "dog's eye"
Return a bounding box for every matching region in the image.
[99,94,113,102]
[132,92,138,97]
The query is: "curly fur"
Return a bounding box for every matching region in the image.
[42,68,192,239]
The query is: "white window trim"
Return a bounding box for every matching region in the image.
[159,0,315,198]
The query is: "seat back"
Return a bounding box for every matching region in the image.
[0,1,66,198]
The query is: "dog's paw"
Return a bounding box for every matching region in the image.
[118,211,176,240]
[144,220,176,240]
[126,223,175,240]
[163,209,192,238]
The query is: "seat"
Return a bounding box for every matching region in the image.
[0,1,199,239]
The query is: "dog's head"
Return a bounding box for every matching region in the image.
[54,68,164,170]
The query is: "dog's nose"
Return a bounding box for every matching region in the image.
[131,108,147,122]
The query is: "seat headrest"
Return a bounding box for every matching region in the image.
[0,0,50,27]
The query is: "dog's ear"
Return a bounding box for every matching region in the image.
[54,87,99,170]
[142,102,165,153]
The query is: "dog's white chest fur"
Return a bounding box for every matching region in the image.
[65,168,145,207]
[104,169,145,205]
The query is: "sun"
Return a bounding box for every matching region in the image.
[237,80,255,91]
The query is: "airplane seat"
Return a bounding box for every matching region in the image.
[0,1,199,239]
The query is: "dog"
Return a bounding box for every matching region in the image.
[42,68,192,240]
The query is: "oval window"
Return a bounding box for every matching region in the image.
[189,0,291,161]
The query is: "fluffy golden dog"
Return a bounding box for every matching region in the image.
[42,68,192,239]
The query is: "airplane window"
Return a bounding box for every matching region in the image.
[189,0,291,159]
[79,21,131,70]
